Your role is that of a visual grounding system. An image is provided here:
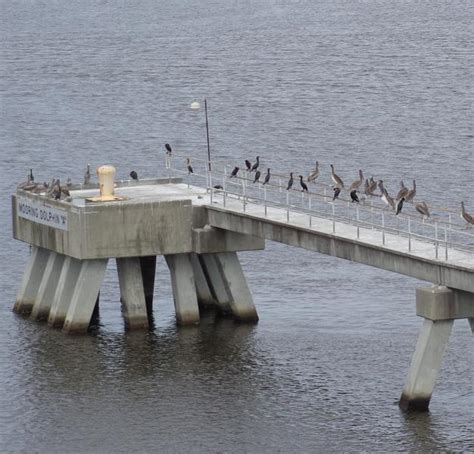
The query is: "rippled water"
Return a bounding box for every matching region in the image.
[1,0,473,452]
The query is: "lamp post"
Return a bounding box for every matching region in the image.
[190,99,211,172]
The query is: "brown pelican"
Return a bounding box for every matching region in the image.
[415,201,430,220]
[287,172,294,190]
[405,180,416,202]
[251,156,260,172]
[461,202,474,225]
[263,168,271,185]
[395,197,405,215]
[186,158,193,175]
[396,181,409,201]
[330,164,344,188]
[253,170,261,183]
[84,164,91,185]
[349,170,364,191]
[51,179,61,200]
[379,181,395,210]
[308,161,320,182]
[299,175,308,192]
[230,166,239,178]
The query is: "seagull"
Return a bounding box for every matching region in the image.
[461,202,474,225]
[186,158,193,175]
[405,180,416,202]
[396,181,409,201]
[263,168,271,185]
[251,156,260,172]
[84,164,91,185]
[253,170,261,183]
[299,175,308,192]
[333,187,341,200]
[379,181,395,210]
[395,197,405,215]
[130,170,138,180]
[350,190,359,203]
[286,172,294,191]
[230,166,239,178]
[349,170,364,191]
[165,143,172,155]
[245,160,252,171]
[330,164,344,188]
[415,201,430,220]
[307,161,320,182]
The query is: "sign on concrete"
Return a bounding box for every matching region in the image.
[17,196,68,231]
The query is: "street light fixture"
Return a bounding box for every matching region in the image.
[190,99,211,172]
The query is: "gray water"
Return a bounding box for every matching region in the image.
[1,0,473,452]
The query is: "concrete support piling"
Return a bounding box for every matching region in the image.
[469,318,474,334]
[165,254,200,325]
[63,259,108,334]
[139,256,156,318]
[117,257,149,330]
[190,253,215,310]
[30,252,65,321]
[14,247,51,315]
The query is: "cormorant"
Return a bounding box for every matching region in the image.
[230,166,239,178]
[186,158,193,174]
[395,197,405,215]
[29,169,34,182]
[130,170,138,180]
[263,168,271,185]
[84,164,91,185]
[253,170,261,183]
[333,187,341,200]
[245,160,252,171]
[251,156,260,172]
[299,175,308,192]
[350,190,359,203]
[165,143,172,155]
[286,172,294,191]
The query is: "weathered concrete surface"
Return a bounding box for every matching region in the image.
[190,253,215,309]
[139,256,156,318]
[165,254,200,325]
[63,259,108,334]
[117,257,149,330]
[14,246,51,315]
[469,318,474,334]
[416,287,474,320]
[399,318,453,411]
[207,208,474,294]
[30,252,65,321]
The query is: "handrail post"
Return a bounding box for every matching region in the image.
[332,202,336,233]
[356,204,360,239]
[408,218,412,252]
[223,167,227,207]
[435,221,439,259]
[279,178,282,193]
[382,211,385,245]
[286,190,290,222]
[264,186,267,217]
[243,177,246,212]
[444,227,448,260]
[309,196,312,227]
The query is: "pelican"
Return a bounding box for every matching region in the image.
[396,181,409,201]
[379,181,395,210]
[330,164,344,189]
[51,179,61,200]
[287,172,294,191]
[251,156,260,172]
[349,170,364,191]
[395,197,405,215]
[299,175,308,192]
[461,202,474,225]
[130,170,138,180]
[405,180,416,202]
[263,168,271,185]
[84,164,91,185]
[230,166,239,178]
[186,158,193,175]
[307,161,320,182]
[415,201,430,220]
[253,170,261,183]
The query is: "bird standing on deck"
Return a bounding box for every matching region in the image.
[307,161,320,183]
[263,168,271,185]
[165,143,172,156]
[415,201,430,220]
[299,175,308,192]
[349,170,364,192]
[405,180,416,202]
[51,179,61,200]
[395,197,405,215]
[287,172,294,190]
[253,170,261,183]
[350,190,359,203]
[396,181,409,201]
[29,169,34,183]
[84,164,91,185]
[245,160,252,171]
[130,170,138,181]
[330,164,344,189]
[186,158,193,175]
[461,202,474,225]
[230,166,239,178]
[333,187,341,201]
[251,156,260,172]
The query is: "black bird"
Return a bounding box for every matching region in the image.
[213,184,224,190]
[230,166,239,178]
[350,190,359,203]
[130,170,138,180]
[29,168,34,182]
[253,170,261,183]
[186,158,193,174]
[251,156,260,172]
[263,168,271,185]
[165,143,172,155]
[299,175,308,192]
[395,197,405,215]
[286,172,294,190]
[245,160,252,171]
[333,187,341,200]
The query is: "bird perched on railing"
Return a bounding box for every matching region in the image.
[333,187,341,200]
[287,172,294,190]
[130,170,138,180]
[307,161,320,183]
[230,166,239,178]
[350,190,359,203]
[251,156,260,172]
[253,170,261,183]
[245,160,252,171]
[165,143,172,156]
[415,201,430,220]
[405,180,416,202]
[28,168,34,182]
[396,181,409,201]
[349,170,364,192]
[186,158,193,175]
[263,168,271,185]
[395,197,405,215]
[330,164,344,189]
[84,164,91,185]
[461,202,474,225]
[379,181,395,210]
[299,175,308,192]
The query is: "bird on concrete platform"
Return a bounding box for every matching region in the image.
[299,175,308,192]
[415,201,430,220]
[51,179,61,200]
[186,158,193,175]
[350,190,359,203]
[130,170,138,180]
[349,169,364,192]
[29,168,34,182]
[333,187,341,201]
[84,163,91,185]
[395,197,405,215]
[213,184,224,190]
[287,172,294,191]
[165,143,172,156]
[396,181,409,201]
[379,181,395,210]
[330,164,344,189]
[253,170,261,183]
[230,166,239,178]
[251,156,260,172]
[263,168,271,185]
[461,202,474,225]
[307,161,320,183]
[245,159,252,171]
[405,180,416,202]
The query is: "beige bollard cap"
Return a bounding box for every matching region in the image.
[86,165,126,202]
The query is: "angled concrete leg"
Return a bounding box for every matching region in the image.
[117,258,149,330]
[469,319,474,334]
[48,256,82,328]
[212,252,259,323]
[165,254,200,325]
[190,253,215,310]
[30,252,65,321]
[14,247,51,315]
[199,254,232,315]
[63,259,108,334]
[139,256,156,319]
